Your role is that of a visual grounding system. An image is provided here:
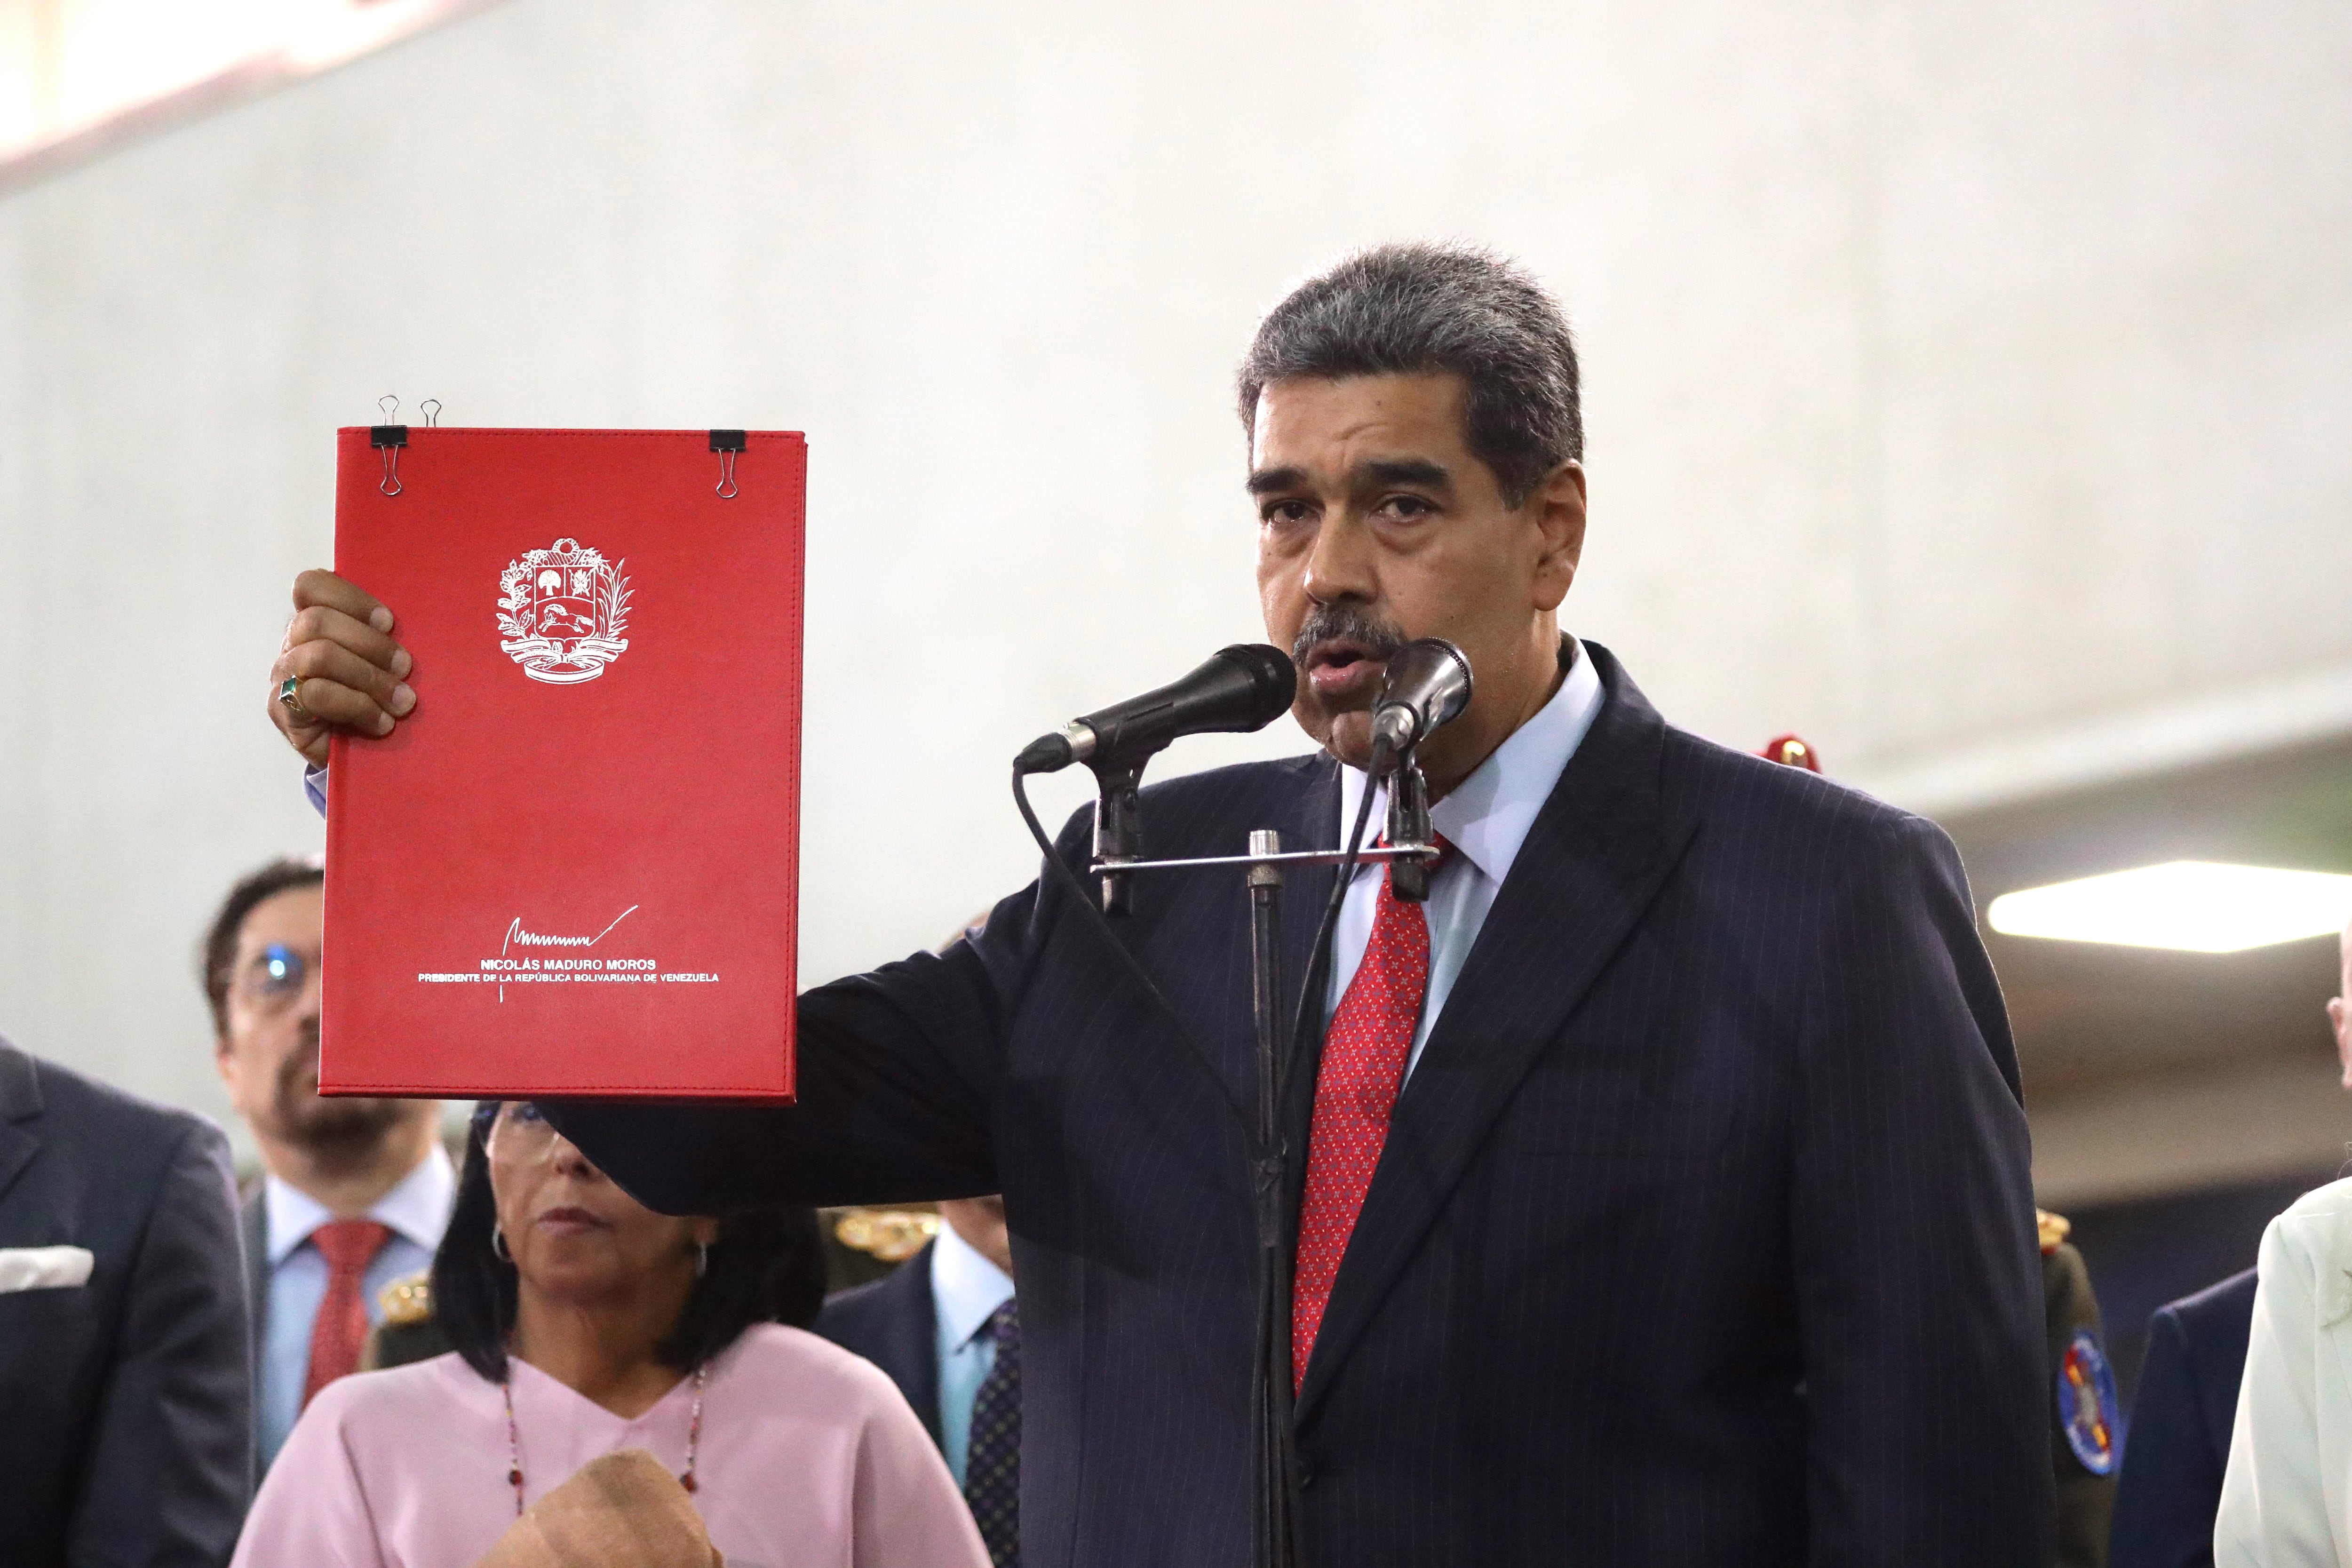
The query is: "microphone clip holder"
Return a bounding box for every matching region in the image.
[1383,750,1434,903]
[1089,758,1149,916]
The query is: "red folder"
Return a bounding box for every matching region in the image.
[321,428,803,1099]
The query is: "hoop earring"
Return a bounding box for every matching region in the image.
[694,1241,708,1279]
[492,1223,510,1262]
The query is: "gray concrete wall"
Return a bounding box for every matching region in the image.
[4,0,2350,1132]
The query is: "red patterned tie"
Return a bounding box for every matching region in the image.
[1291,850,1434,1390]
[304,1218,392,1405]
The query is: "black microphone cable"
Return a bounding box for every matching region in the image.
[1008,733,1396,1144]
[1280,736,1387,1104]
[1011,764,1250,1131]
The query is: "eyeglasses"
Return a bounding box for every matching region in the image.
[233,943,320,1014]
[485,1100,562,1165]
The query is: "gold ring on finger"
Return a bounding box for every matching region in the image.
[278,676,314,724]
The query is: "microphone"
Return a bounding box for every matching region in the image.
[1369,638,1474,760]
[1016,645,1298,776]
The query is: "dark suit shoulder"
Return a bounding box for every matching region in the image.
[1135,751,1331,809]
[1660,722,1920,837]
[1126,753,1332,835]
[0,1036,221,1169]
[815,1243,933,1352]
[2167,1265,2258,1342]
[1654,723,1974,934]
[2161,1265,2259,1453]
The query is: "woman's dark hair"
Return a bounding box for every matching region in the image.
[433,1101,827,1383]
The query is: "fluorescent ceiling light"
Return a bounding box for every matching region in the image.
[1987,861,2352,953]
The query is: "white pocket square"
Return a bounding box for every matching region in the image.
[0,1245,95,1293]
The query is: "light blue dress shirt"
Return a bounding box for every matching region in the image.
[1328,639,1605,1081]
[930,1219,1016,1488]
[259,1145,455,1465]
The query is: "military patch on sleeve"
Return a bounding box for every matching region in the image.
[2057,1329,2119,1475]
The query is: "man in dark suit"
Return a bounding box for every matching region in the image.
[0,1032,252,1567]
[271,243,2050,1565]
[2109,1268,2258,1568]
[818,1196,1017,1565]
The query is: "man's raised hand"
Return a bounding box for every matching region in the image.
[268,569,415,767]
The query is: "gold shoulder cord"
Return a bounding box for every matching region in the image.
[833,1207,942,1263]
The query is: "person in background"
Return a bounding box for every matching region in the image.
[1762,734,2116,1568]
[205,855,455,1470]
[2213,1181,2352,1561]
[2042,1207,2118,1568]
[0,1029,252,1567]
[2113,1269,2257,1568]
[820,1194,1018,1566]
[816,915,1021,1565]
[2126,914,2352,1567]
[233,1100,987,1568]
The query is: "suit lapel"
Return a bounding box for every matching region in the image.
[1292,645,1696,1423]
[897,1242,945,1442]
[0,1041,44,1210]
[243,1189,271,1340]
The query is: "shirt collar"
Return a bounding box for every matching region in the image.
[264,1142,457,1265]
[930,1216,1015,1351]
[1336,636,1605,887]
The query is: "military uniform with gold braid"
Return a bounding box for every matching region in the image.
[1762,737,2116,1568]
[2040,1208,2117,1568]
[822,1205,939,1291]
[359,1271,449,1372]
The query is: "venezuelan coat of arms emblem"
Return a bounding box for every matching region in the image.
[496,538,632,685]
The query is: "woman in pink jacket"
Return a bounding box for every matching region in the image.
[233,1100,988,1568]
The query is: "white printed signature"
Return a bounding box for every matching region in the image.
[502,907,640,954]
[494,907,638,1001]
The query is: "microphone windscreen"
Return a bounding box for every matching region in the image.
[1380,639,1474,735]
[1214,644,1300,727]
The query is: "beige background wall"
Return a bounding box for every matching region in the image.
[4,0,2349,1147]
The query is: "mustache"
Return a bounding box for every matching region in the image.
[1290,602,1406,667]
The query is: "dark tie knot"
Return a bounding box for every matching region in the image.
[986,1296,1020,1350]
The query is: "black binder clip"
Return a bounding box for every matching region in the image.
[710,429,747,499]
[372,395,408,497]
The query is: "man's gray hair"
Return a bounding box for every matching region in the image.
[1236,243,1582,505]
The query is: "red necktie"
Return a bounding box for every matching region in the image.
[304,1218,392,1405]
[1291,852,1433,1390]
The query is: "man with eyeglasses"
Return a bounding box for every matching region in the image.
[203,857,454,1471]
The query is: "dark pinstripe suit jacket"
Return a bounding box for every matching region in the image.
[549,643,2050,1567]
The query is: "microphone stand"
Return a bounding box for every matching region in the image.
[1089,753,1438,1568]
[1091,759,1147,915]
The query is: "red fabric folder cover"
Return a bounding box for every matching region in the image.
[321,428,803,1099]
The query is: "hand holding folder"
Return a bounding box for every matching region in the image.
[289,426,807,1101]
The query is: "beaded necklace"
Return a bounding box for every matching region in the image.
[501,1363,708,1516]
